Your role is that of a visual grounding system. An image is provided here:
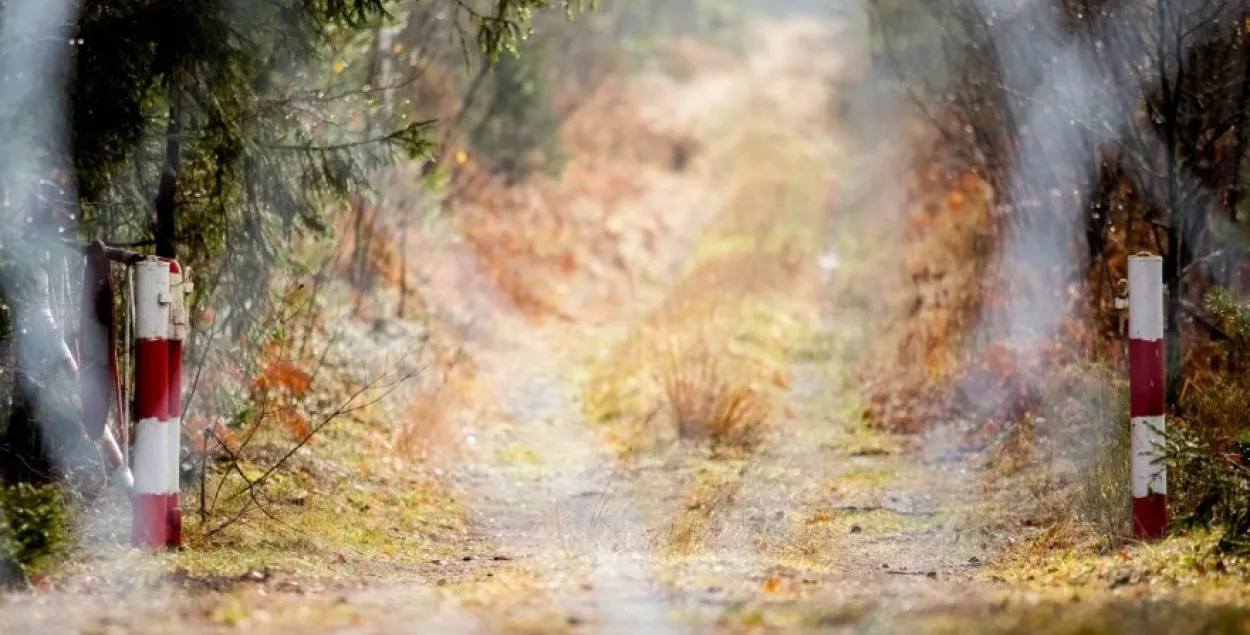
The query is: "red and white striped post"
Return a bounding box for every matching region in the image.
[132,258,171,548]
[1128,255,1167,540]
[166,261,187,548]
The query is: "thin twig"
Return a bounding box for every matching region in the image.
[216,370,417,510]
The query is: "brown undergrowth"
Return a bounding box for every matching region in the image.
[171,227,476,577]
[831,122,1147,558]
[450,77,709,321]
[841,95,1250,570]
[391,320,480,465]
[843,147,999,434]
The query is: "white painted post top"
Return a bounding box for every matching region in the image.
[1128,255,1164,341]
[135,258,171,340]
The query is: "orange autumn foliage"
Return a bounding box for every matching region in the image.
[449,78,704,321]
[248,342,315,443]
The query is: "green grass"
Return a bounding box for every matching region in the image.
[178,418,466,578]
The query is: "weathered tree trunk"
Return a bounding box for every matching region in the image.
[397,212,409,320]
[154,93,183,260]
[349,30,386,313]
[350,196,375,318]
[1164,227,1182,411]
[1218,11,1250,287]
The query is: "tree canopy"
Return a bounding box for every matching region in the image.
[0,0,579,484]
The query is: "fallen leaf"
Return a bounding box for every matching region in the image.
[762,576,782,593]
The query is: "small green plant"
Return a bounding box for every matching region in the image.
[1165,426,1250,552]
[0,482,71,579]
[1158,286,1250,552]
[1207,286,1250,346]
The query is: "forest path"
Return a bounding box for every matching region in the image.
[407,15,1003,634]
[0,14,1073,635]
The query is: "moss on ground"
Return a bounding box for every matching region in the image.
[989,531,1250,603]
[716,599,1250,635]
[177,415,467,578]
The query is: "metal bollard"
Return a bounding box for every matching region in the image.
[132,258,171,548]
[1128,254,1167,540]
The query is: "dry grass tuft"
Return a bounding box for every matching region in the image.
[657,335,771,456]
[583,295,792,459]
[843,158,998,433]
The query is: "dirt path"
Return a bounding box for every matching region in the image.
[404,16,1009,633]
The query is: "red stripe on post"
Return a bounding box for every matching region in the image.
[131,495,167,549]
[1128,339,1165,417]
[134,340,169,418]
[166,338,183,548]
[1133,494,1167,540]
